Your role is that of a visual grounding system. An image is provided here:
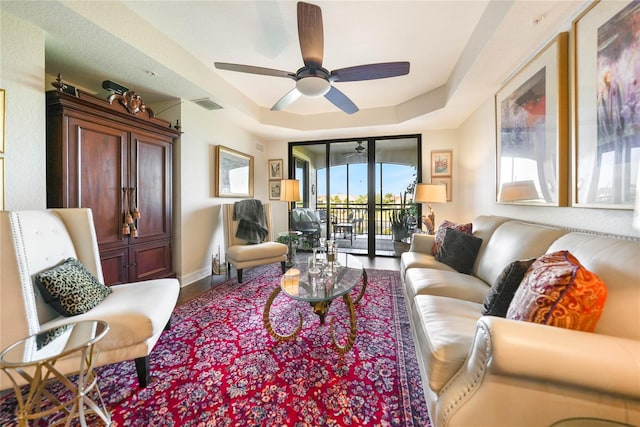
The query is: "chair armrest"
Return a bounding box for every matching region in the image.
[477,316,640,398]
[409,233,435,254]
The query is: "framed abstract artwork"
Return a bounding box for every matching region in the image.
[573,1,640,208]
[495,32,569,206]
[215,145,254,198]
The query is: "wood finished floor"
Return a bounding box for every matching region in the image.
[177,254,400,306]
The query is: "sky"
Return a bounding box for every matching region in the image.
[317,163,415,197]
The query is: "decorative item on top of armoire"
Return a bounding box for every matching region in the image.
[46,80,180,286]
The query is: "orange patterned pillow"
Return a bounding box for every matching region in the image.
[506,251,607,332]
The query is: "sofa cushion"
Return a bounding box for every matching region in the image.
[432,220,473,255]
[474,221,568,290]
[35,257,112,317]
[507,251,608,332]
[435,228,483,274]
[227,241,287,262]
[482,258,536,317]
[412,295,483,393]
[41,278,179,352]
[405,268,489,305]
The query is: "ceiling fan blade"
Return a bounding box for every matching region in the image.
[297,2,324,68]
[271,88,302,111]
[331,62,410,82]
[324,86,358,114]
[214,62,295,79]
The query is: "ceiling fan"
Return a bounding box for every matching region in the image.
[344,141,366,159]
[214,1,410,114]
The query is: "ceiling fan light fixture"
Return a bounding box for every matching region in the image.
[296,76,330,97]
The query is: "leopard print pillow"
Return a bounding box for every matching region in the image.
[35,258,112,317]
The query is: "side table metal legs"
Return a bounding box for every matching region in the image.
[2,343,110,426]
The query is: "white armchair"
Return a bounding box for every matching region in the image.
[0,208,179,390]
[222,202,287,283]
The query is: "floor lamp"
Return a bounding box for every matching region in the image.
[414,183,447,235]
[280,179,301,267]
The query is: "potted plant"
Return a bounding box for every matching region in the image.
[277,233,300,256]
[389,190,414,256]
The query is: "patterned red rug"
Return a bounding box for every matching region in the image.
[0,263,430,426]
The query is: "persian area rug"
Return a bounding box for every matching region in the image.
[0,263,430,426]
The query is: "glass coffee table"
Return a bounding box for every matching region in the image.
[263,252,367,354]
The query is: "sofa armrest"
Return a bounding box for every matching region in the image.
[478,316,640,398]
[409,233,435,254]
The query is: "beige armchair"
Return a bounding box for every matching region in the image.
[222,202,288,283]
[0,208,179,391]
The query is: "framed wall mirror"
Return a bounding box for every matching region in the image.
[215,145,254,198]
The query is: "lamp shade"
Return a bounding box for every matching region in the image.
[414,183,447,204]
[499,180,539,202]
[280,179,301,202]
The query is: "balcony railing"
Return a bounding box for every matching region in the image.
[315,202,414,237]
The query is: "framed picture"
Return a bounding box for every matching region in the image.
[0,88,5,153]
[495,32,568,206]
[215,145,254,198]
[573,1,639,209]
[268,159,283,180]
[269,180,281,200]
[431,177,452,202]
[431,150,452,177]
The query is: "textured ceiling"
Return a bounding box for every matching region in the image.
[1,0,587,140]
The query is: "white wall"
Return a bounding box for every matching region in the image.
[169,101,271,285]
[0,11,46,210]
[458,98,639,238]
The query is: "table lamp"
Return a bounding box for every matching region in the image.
[414,183,447,235]
[280,179,301,267]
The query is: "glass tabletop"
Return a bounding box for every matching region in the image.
[281,252,363,302]
[0,320,109,367]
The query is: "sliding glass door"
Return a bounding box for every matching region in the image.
[290,134,420,257]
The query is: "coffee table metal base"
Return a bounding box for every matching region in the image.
[263,270,367,355]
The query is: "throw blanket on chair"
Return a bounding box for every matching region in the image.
[233,199,268,244]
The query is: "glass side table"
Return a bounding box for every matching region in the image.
[0,320,110,426]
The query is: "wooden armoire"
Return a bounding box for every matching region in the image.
[46,88,180,286]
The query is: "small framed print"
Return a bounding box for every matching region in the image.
[431,177,452,202]
[431,150,452,177]
[269,180,281,200]
[268,159,283,180]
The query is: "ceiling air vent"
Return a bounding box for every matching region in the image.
[192,98,222,110]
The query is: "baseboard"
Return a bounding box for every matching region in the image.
[179,266,214,287]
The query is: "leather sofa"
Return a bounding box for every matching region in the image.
[0,208,179,390]
[401,215,640,427]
